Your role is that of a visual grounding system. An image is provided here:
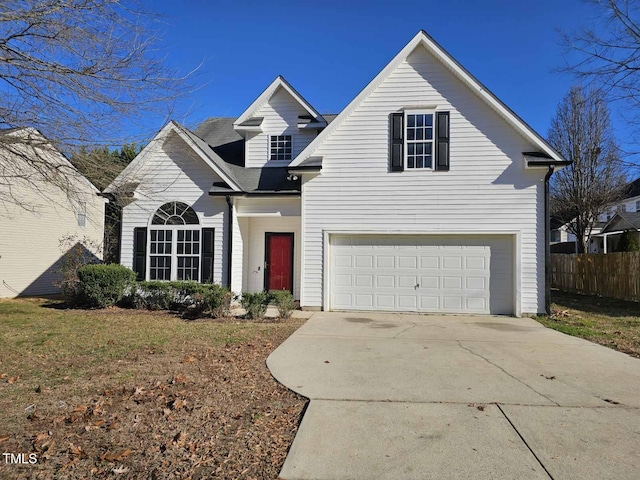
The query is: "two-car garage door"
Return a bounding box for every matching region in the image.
[330,235,513,315]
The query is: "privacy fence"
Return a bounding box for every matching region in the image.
[550,253,640,302]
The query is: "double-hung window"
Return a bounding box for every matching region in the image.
[270,135,292,161]
[390,110,449,172]
[149,202,200,281]
[405,111,434,169]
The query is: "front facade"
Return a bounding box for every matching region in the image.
[0,128,105,297]
[106,31,567,316]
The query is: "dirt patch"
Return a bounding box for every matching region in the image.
[0,300,307,479]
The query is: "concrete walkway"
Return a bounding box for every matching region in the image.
[267,312,640,480]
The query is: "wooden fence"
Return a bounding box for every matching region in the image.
[550,252,640,302]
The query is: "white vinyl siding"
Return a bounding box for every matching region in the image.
[245,87,318,168]
[300,45,546,314]
[120,132,227,285]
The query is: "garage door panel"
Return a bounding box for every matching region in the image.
[330,235,513,315]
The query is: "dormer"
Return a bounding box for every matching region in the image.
[234,76,326,168]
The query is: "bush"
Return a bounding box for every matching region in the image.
[53,235,102,298]
[77,264,136,308]
[615,230,640,252]
[123,281,233,318]
[269,290,295,320]
[240,291,270,320]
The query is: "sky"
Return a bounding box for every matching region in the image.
[144,0,622,149]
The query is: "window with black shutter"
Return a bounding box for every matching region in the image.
[389,110,450,171]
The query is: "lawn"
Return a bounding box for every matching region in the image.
[537,290,640,358]
[0,298,307,479]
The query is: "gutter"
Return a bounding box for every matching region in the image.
[225,195,233,289]
[544,166,555,315]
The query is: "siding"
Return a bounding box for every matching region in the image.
[301,45,546,314]
[0,157,104,297]
[120,132,227,285]
[245,87,318,168]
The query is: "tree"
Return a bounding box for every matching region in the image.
[549,85,627,253]
[615,230,640,251]
[561,1,640,137]
[0,0,192,210]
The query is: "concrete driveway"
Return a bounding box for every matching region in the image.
[267,312,640,480]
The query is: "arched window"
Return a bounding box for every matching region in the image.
[152,202,199,225]
[149,202,201,281]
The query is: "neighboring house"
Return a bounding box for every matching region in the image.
[105,31,568,316]
[551,177,640,253]
[0,128,105,297]
[592,212,640,253]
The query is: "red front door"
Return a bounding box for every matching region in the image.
[265,233,294,292]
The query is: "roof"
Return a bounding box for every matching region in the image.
[601,212,640,233]
[1,127,101,195]
[290,30,568,168]
[193,115,340,193]
[624,177,640,199]
[234,76,327,128]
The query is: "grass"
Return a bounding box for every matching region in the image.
[536,290,640,358]
[0,297,307,479]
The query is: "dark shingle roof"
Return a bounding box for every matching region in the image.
[602,212,640,232]
[191,116,343,194]
[625,177,640,199]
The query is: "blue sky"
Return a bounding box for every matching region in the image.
[148,0,613,145]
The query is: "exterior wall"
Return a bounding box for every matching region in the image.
[245,87,317,168]
[300,45,547,314]
[241,216,301,300]
[0,153,104,297]
[120,132,227,284]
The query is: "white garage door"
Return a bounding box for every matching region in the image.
[330,235,513,315]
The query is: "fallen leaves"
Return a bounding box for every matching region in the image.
[0,322,306,480]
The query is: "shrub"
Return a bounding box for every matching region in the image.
[269,290,295,320]
[123,281,233,318]
[615,230,640,252]
[77,264,136,308]
[240,291,270,320]
[53,235,102,298]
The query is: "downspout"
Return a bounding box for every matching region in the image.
[544,166,555,315]
[225,195,233,289]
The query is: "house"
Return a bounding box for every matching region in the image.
[591,212,640,253]
[105,31,568,316]
[551,177,640,253]
[0,128,105,297]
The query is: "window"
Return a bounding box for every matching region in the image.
[617,204,627,213]
[636,200,640,212]
[270,135,292,161]
[390,110,449,172]
[149,202,200,281]
[77,201,87,227]
[405,112,433,169]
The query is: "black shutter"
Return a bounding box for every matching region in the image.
[133,227,147,281]
[436,111,450,171]
[390,112,404,172]
[201,228,215,283]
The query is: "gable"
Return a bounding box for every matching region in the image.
[304,44,538,174]
[291,31,565,168]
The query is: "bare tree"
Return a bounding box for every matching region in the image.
[0,0,193,210]
[549,85,627,253]
[560,1,640,142]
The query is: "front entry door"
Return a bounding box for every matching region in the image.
[265,233,294,293]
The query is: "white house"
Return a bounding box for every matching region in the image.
[0,128,105,297]
[551,177,640,253]
[105,31,568,316]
